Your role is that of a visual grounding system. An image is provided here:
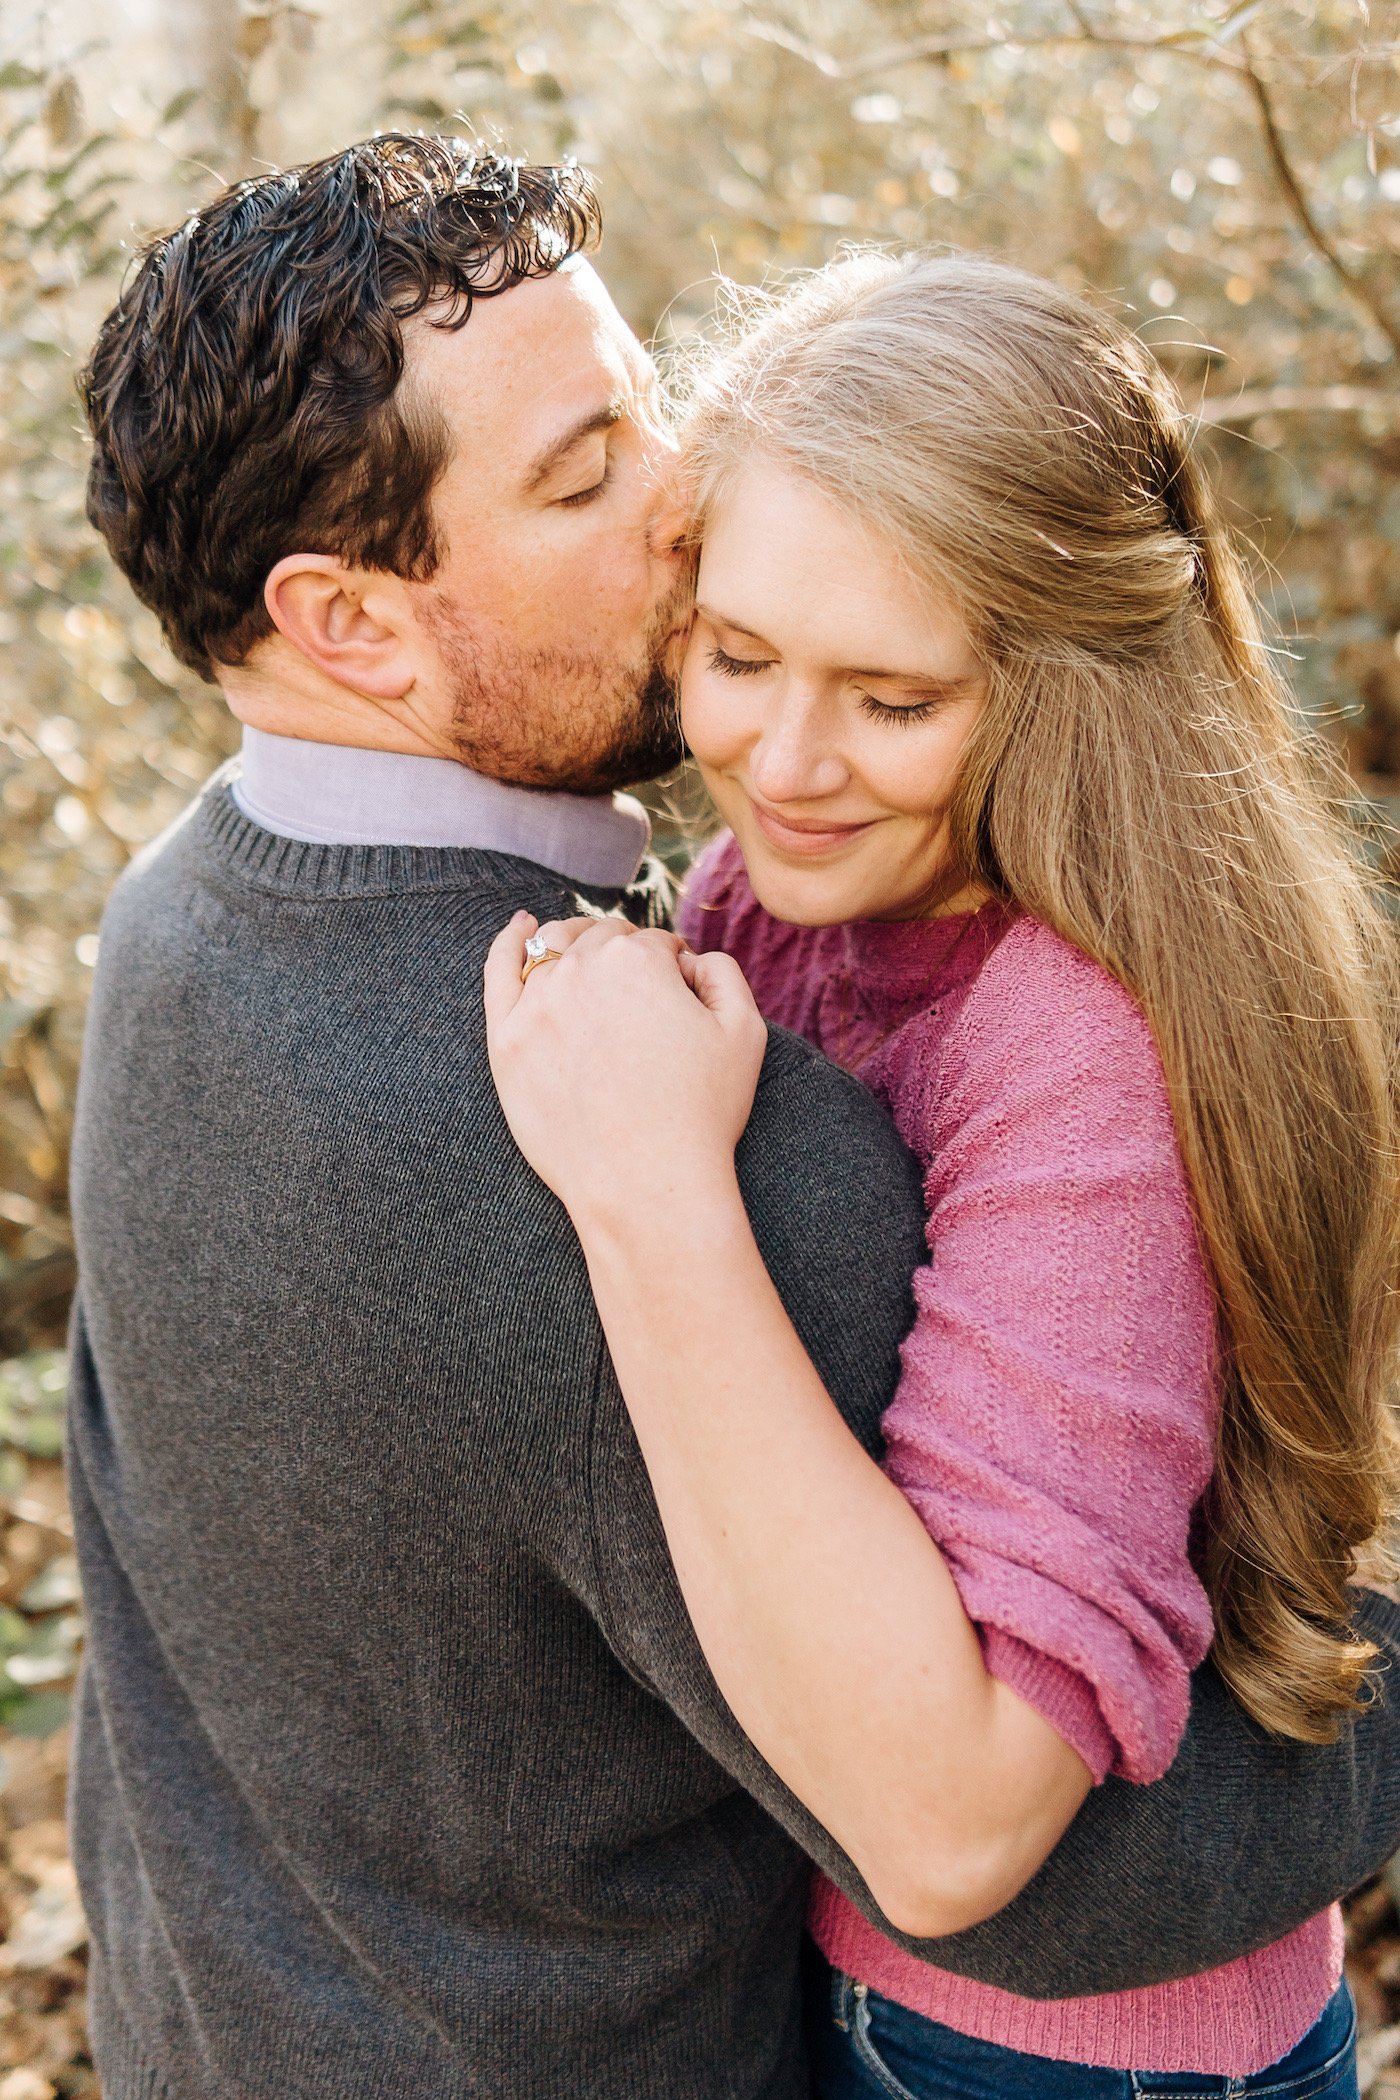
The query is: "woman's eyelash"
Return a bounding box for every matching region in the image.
[708,645,773,677]
[859,693,940,726]
[706,643,941,721]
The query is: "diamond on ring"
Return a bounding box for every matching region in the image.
[520,929,565,985]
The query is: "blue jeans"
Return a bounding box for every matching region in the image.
[804,1952,1358,2100]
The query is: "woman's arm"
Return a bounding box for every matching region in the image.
[485,911,1090,1935]
[581,1157,1092,1934]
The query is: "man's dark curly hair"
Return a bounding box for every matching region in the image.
[80,134,602,679]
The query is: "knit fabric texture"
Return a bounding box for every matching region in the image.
[679,834,1340,2076]
[67,783,1400,2099]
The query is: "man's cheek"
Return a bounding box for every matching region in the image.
[577,557,648,629]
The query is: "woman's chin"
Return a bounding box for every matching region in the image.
[718,804,940,927]
[740,854,881,929]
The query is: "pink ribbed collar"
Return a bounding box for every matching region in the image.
[839,900,1017,1008]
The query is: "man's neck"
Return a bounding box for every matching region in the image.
[230,725,652,890]
[220,659,464,763]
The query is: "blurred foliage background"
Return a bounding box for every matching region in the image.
[4,0,1400,2091]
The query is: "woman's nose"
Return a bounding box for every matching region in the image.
[749,712,848,802]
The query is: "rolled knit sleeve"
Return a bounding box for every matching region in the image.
[879,921,1219,1785]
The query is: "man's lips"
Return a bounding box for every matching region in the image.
[747,798,877,858]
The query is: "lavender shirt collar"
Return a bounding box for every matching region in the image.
[232,727,652,889]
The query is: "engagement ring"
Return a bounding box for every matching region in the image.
[521,930,564,984]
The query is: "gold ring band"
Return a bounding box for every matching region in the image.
[520,945,563,985]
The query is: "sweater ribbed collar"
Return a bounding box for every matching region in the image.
[231,726,651,890]
[839,900,1015,1006]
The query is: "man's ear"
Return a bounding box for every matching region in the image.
[264,554,417,699]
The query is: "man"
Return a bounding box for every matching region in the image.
[70,134,1400,2100]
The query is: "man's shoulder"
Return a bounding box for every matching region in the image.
[76,793,606,1385]
[84,792,642,1197]
[98,782,667,1003]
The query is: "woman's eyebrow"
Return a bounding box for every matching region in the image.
[846,667,976,689]
[695,604,775,647]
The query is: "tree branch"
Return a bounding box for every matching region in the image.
[1196,384,1400,425]
[1239,39,1400,360]
[742,13,1400,362]
[740,11,1400,89]
[740,17,1250,84]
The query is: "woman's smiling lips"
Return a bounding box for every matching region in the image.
[746,796,877,858]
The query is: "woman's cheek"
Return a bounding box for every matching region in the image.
[855,711,976,820]
[677,657,708,755]
[680,669,743,772]
[696,764,751,846]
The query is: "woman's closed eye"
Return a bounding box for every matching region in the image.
[708,644,775,677]
[858,691,942,726]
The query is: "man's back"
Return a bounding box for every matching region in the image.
[68,783,928,2099]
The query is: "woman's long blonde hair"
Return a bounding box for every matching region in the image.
[681,252,1400,1741]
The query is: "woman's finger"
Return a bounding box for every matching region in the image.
[687,950,765,1035]
[532,915,616,958]
[483,911,537,1028]
[624,927,692,968]
[499,914,687,1019]
[519,916,636,994]
[502,917,632,1020]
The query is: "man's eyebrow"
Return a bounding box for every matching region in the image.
[522,400,625,493]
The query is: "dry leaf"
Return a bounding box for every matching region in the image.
[0,1867,86,1972]
[0,2070,54,2100]
[1360,2021,1400,2091]
[6,1824,66,1885]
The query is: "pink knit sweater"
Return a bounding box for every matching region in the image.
[678,834,1341,2078]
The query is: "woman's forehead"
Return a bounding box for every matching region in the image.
[699,462,974,676]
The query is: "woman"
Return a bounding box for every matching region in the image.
[483,254,1398,2097]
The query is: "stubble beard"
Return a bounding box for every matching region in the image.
[424,581,689,795]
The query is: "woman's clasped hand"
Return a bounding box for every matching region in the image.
[484,910,767,1225]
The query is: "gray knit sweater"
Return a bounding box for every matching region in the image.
[67,784,1400,2100]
